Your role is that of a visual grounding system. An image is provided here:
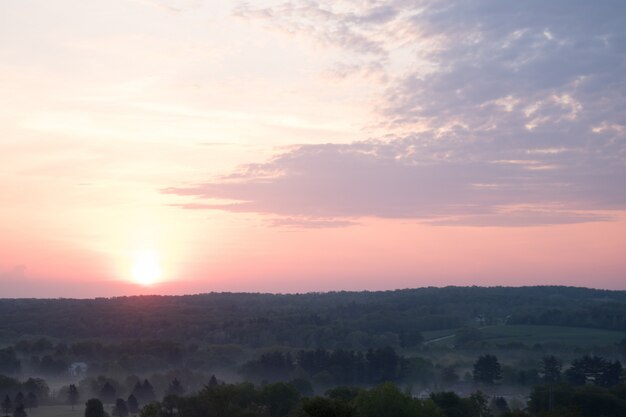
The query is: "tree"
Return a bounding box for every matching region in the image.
[12,405,26,417]
[0,348,21,374]
[166,379,184,397]
[24,393,37,411]
[541,356,562,383]
[295,397,357,417]
[565,355,623,387]
[208,375,218,387]
[161,395,179,417]
[22,379,49,402]
[85,399,104,417]
[141,380,155,404]
[491,396,509,415]
[113,399,128,417]
[13,394,23,409]
[127,395,139,416]
[441,366,459,386]
[354,382,424,417]
[473,355,502,384]
[99,382,116,405]
[289,378,314,396]
[2,395,12,415]
[68,384,80,411]
[131,382,143,405]
[260,383,300,417]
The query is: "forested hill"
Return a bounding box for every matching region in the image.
[1,286,626,346]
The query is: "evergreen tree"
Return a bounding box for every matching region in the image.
[141,380,155,404]
[166,379,184,397]
[208,375,218,387]
[99,382,116,405]
[131,382,143,404]
[127,395,139,416]
[541,355,562,382]
[473,354,502,384]
[565,355,623,387]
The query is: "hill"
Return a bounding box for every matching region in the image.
[1,286,626,348]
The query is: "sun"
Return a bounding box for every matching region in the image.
[132,250,161,286]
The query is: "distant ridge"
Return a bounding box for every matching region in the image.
[1,286,625,345]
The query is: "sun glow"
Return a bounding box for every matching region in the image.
[132,250,161,286]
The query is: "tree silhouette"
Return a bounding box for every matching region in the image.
[131,382,143,404]
[472,354,502,384]
[127,395,139,416]
[541,355,562,382]
[166,379,184,397]
[2,395,12,415]
[113,399,128,417]
[99,382,116,405]
[13,394,23,409]
[12,404,26,417]
[24,393,37,411]
[566,355,623,387]
[84,399,104,417]
[0,348,21,374]
[68,384,80,411]
[141,380,155,404]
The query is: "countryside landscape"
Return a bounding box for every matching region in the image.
[1,287,626,416]
[2,0,626,416]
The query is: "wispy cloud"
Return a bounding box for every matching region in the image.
[164,135,624,226]
[165,0,626,228]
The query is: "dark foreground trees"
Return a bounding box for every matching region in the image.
[85,399,104,417]
[137,381,498,417]
[528,383,626,417]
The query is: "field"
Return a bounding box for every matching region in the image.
[424,325,625,347]
[27,406,85,417]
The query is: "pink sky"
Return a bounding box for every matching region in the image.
[1,0,625,297]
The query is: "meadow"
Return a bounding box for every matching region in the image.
[424,325,626,348]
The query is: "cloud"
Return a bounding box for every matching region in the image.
[166,1,626,227]
[268,217,359,229]
[164,135,625,226]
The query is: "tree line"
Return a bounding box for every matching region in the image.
[2,287,626,349]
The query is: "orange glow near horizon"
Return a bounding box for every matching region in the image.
[1,1,625,298]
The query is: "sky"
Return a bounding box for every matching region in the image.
[1,0,625,297]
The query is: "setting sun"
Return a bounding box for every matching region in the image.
[132,250,161,286]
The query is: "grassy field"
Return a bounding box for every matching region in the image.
[28,405,97,417]
[425,325,625,347]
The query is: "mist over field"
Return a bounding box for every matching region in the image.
[1,287,626,417]
[2,0,626,416]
